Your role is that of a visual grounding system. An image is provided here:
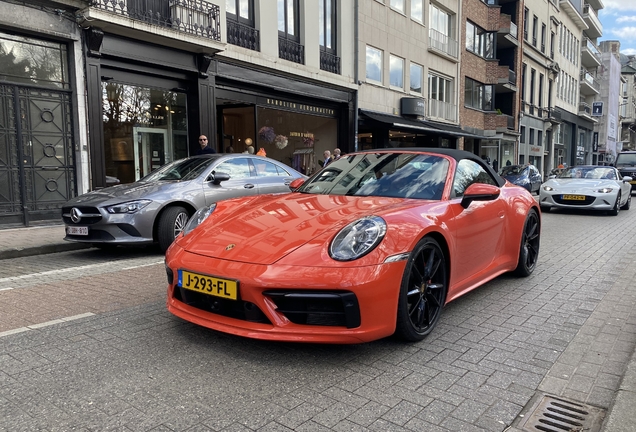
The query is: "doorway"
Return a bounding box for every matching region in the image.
[132,128,170,180]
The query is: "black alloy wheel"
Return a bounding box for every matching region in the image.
[395,237,448,342]
[514,209,540,277]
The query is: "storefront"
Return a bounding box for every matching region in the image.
[214,60,355,176]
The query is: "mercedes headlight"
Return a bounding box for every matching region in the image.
[329,216,387,261]
[105,199,151,214]
[597,187,613,193]
[183,204,216,237]
[542,185,554,191]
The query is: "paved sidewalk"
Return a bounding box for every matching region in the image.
[0,224,91,260]
[1,223,635,432]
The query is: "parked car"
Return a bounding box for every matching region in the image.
[62,154,306,252]
[165,148,541,344]
[613,150,636,193]
[539,165,632,215]
[499,164,543,194]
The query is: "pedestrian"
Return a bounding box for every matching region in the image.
[225,145,234,153]
[322,150,332,167]
[243,145,255,154]
[197,135,216,154]
[333,148,342,161]
[256,147,266,156]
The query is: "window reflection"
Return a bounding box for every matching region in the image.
[0,31,68,89]
[102,83,188,184]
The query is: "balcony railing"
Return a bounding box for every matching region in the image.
[89,0,221,41]
[547,107,562,123]
[279,37,304,64]
[579,102,592,116]
[226,20,259,51]
[320,50,341,74]
[580,70,600,92]
[510,22,518,39]
[428,99,457,122]
[584,38,600,57]
[429,29,459,59]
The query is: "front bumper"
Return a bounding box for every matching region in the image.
[62,207,155,245]
[165,245,408,344]
[539,192,617,210]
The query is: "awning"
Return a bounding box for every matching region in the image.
[360,110,483,139]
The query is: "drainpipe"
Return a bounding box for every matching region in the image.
[354,0,359,152]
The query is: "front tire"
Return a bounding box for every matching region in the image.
[157,206,190,252]
[514,209,540,277]
[395,237,448,342]
[608,193,621,216]
[621,192,631,210]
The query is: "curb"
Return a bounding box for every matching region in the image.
[0,243,93,260]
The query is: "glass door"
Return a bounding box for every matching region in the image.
[133,127,170,180]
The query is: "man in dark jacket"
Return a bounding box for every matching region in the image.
[197,135,216,154]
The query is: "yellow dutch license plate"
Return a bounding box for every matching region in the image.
[562,194,585,201]
[630,180,636,184]
[178,270,238,300]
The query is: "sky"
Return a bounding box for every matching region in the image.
[599,0,636,56]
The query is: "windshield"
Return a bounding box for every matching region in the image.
[140,156,218,182]
[615,153,636,167]
[500,165,525,176]
[557,167,617,180]
[296,153,449,200]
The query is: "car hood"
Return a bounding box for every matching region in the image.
[178,193,429,266]
[65,181,185,206]
[544,178,617,190]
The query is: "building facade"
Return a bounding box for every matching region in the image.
[459,0,522,171]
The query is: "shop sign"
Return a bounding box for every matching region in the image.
[592,102,603,116]
[264,98,335,116]
[593,132,598,152]
[401,97,426,117]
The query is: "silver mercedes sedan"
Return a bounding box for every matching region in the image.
[62,154,306,252]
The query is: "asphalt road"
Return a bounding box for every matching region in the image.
[1,208,635,431]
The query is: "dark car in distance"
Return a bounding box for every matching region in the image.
[500,164,543,194]
[614,151,636,193]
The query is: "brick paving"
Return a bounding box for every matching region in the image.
[0,210,636,431]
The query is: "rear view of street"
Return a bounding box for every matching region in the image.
[1,210,636,431]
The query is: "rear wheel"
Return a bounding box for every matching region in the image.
[157,206,190,252]
[395,237,447,342]
[621,192,631,210]
[608,193,621,216]
[514,209,540,277]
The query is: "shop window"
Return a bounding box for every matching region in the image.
[366,45,383,84]
[102,83,188,184]
[256,106,338,177]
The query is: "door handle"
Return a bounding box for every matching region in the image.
[244,184,255,189]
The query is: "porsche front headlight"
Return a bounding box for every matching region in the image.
[183,204,216,237]
[329,216,387,261]
[597,187,613,193]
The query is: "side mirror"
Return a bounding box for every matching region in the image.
[548,175,556,179]
[460,183,500,209]
[289,178,305,190]
[624,176,633,183]
[209,172,231,185]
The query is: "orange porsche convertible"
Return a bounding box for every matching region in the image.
[165,148,541,344]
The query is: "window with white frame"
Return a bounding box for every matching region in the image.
[366,45,383,84]
[430,4,452,38]
[390,55,404,89]
[390,0,405,13]
[429,73,453,104]
[410,62,423,94]
[411,0,423,23]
